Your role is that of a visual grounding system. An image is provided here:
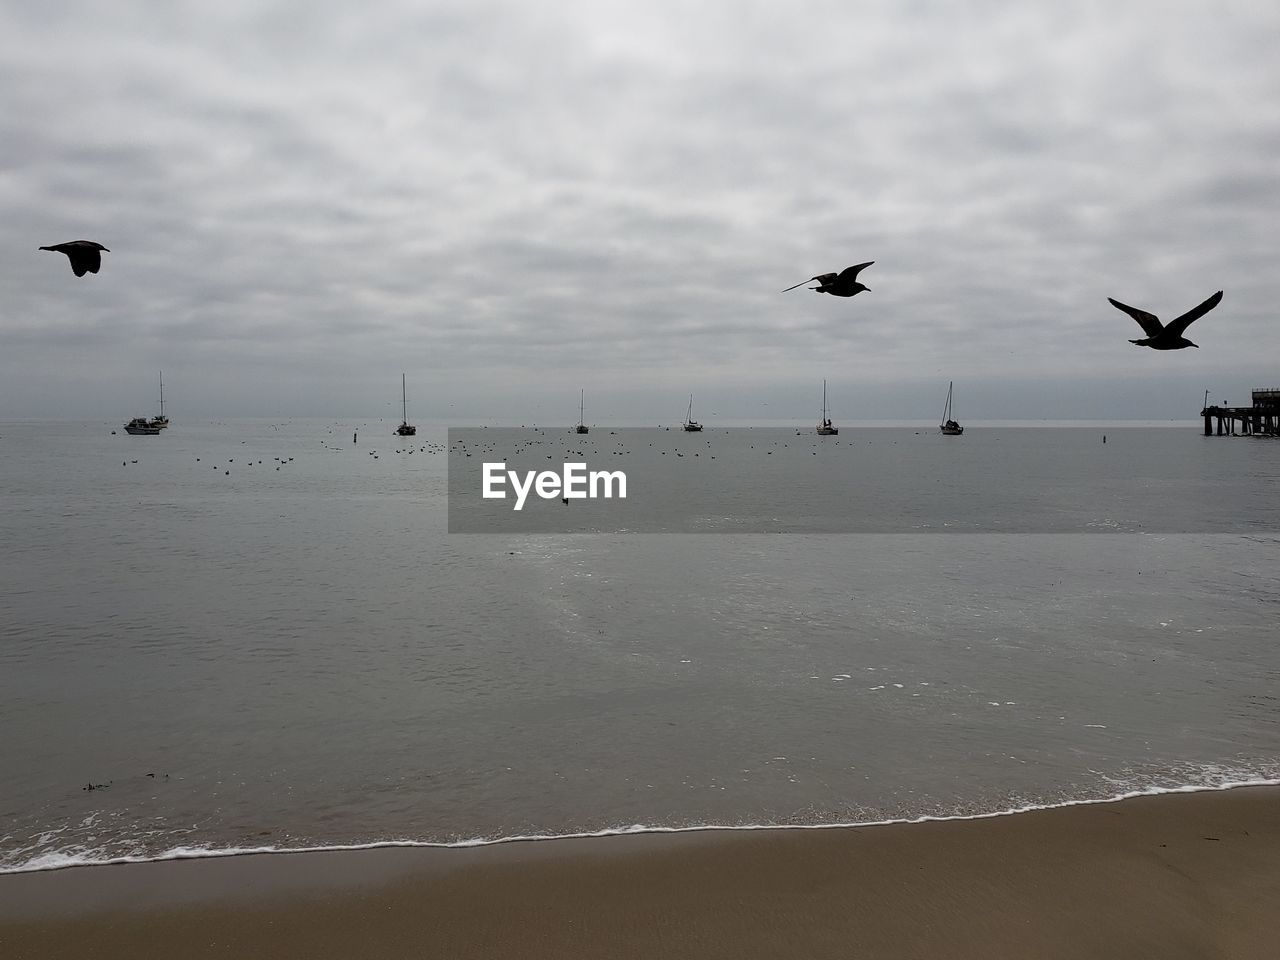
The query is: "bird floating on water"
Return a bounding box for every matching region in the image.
[783,262,873,297]
[1108,290,1222,350]
[39,240,109,277]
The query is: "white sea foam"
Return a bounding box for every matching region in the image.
[4,777,1277,876]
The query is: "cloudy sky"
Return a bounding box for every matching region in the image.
[2,1,1277,421]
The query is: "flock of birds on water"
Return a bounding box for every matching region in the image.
[41,240,1225,351]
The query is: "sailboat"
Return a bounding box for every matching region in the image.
[682,394,703,432]
[939,381,963,435]
[816,379,838,435]
[395,373,416,436]
[575,389,589,434]
[147,371,169,429]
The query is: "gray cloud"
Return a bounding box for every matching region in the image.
[2,0,1277,420]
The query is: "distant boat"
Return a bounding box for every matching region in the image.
[575,389,589,434]
[123,417,160,435]
[395,373,416,436]
[816,379,838,435]
[148,371,169,430]
[682,394,703,432]
[940,381,963,435]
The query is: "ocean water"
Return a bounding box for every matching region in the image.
[1,418,1278,872]
[448,423,1279,532]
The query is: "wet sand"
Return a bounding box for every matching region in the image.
[2,785,1278,959]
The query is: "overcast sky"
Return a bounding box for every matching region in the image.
[2,1,1277,421]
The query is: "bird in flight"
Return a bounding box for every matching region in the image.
[783,262,874,297]
[39,240,110,277]
[1108,290,1222,350]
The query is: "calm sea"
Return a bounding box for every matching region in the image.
[2,418,1278,872]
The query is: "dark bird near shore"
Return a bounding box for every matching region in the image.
[783,262,873,297]
[39,240,109,277]
[1109,290,1222,349]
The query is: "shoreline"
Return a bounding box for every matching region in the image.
[7,777,1278,879]
[3,784,1279,958]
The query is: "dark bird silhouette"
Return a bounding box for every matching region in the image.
[39,240,109,277]
[783,262,873,297]
[1109,290,1222,350]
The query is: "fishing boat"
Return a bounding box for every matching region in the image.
[575,390,589,434]
[816,379,838,435]
[395,373,416,436]
[939,381,964,435]
[682,394,703,432]
[123,417,160,435]
[148,371,169,429]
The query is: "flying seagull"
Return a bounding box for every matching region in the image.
[1108,290,1222,350]
[39,240,109,277]
[783,262,873,297]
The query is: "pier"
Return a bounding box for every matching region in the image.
[1201,388,1280,436]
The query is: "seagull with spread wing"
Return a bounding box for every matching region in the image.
[39,240,110,277]
[1108,290,1222,350]
[783,261,873,298]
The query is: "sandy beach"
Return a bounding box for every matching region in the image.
[2,785,1278,959]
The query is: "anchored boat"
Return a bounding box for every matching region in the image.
[940,381,963,435]
[682,394,703,432]
[816,379,838,435]
[148,371,169,429]
[395,373,416,436]
[123,417,160,435]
